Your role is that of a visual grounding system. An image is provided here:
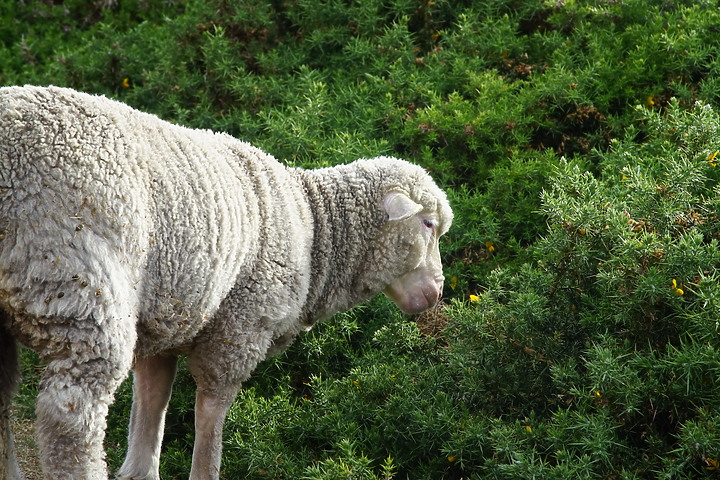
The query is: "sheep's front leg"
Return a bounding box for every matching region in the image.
[117,354,177,480]
[187,327,274,480]
[188,389,236,480]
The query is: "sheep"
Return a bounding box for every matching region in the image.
[0,85,453,480]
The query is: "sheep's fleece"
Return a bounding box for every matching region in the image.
[0,85,453,479]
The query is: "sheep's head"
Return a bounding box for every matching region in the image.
[378,184,453,315]
[343,157,452,316]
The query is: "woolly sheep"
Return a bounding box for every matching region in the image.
[0,85,453,480]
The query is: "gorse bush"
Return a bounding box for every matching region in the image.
[4,0,720,478]
[449,101,720,477]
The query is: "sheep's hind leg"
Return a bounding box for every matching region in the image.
[35,312,136,480]
[0,320,23,480]
[117,354,178,480]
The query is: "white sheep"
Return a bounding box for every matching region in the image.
[0,85,453,480]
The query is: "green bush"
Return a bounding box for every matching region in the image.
[445,102,720,478]
[5,0,720,478]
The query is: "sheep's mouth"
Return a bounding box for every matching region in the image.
[383,283,442,315]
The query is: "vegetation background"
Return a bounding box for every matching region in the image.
[3,0,720,478]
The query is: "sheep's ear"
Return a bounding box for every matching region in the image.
[382,192,423,221]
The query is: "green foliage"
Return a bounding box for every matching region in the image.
[6,0,720,478]
[446,102,720,477]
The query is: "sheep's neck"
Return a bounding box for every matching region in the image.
[294,168,381,326]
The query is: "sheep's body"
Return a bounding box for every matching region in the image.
[1,86,312,357]
[0,86,452,480]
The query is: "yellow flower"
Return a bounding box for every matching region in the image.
[646,95,655,107]
[675,288,684,296]
[706,457,719,470]
[672,279,677,289]
[525,425,532,432]
[485,241,495,253]
[450,276,458,290]
[447,456,457,463]
[469,294,479,303]
[121,77,130,88]
[594,390,602,398]
[707,151,718,167]
[578,228,586,235]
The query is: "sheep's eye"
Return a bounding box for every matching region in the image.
[422,218,436,229]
